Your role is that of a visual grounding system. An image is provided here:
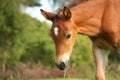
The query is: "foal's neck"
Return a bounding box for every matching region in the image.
[71,0,105,36]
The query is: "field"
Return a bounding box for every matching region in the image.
[36,77,119,80]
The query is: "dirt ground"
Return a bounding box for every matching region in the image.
[0,63,76,80]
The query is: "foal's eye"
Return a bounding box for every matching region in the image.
[66,34,71,40]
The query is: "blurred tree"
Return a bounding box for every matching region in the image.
[0,0,55,71]
[20,21,55,66]
[23,0,41,7]
[109,49,120,63]
[48,0,69,9]
[71,35,93,66]
[0,0,22,74]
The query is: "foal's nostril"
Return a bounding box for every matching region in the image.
[61,62,65,68]
[55,62,66,70]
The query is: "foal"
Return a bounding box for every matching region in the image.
[40,0,120,80]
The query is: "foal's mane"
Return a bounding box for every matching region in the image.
[67,0,88,8]
[57,0,88,15]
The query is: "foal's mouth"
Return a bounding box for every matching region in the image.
[55,61,70,70]
[55,62,66,70]
[55,52,70,70]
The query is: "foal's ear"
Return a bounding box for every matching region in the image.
[63,7,72,20]
[40,9,55,21]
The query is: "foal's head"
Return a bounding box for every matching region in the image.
[40,7,78,70]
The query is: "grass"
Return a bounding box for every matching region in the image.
[0,78,85,80]
[35,76,120,80]
[35,77,119,80]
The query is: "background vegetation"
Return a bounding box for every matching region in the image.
[0,0,119,80]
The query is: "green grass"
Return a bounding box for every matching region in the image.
[1,77,119,80]
[36,77,119,80]
[38,78,85,80]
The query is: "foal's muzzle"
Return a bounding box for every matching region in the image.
[55,52,70,70]
[55,62,66,70]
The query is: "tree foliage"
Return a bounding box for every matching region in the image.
[0,0,55,71]
[0,0,23,69]
[48,0,69,9]
[23,0,41,7]
[72,35,93,66]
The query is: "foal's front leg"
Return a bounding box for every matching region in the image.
[93,46,109,80]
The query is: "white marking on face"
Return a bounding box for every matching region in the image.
[61,52,70,64]
[54,27,59,36]
[55,52,70,64]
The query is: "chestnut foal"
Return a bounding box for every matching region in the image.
[40,0,120,80]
